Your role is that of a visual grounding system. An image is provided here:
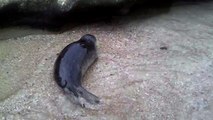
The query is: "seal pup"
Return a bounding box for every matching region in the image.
[54,34,99,107]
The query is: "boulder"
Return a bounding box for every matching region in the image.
[0,0,144,29]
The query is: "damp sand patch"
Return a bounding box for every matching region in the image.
[0,40,21,101]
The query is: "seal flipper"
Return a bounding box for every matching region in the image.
[76,86,100,104]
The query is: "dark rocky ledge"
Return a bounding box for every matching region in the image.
[0,0,141,30]
[0,0,210,30]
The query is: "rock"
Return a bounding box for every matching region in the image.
[0,0,144,29]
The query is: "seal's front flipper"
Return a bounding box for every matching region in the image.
[76,86,100,104]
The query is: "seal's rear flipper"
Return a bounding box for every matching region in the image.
[76,86,100,104]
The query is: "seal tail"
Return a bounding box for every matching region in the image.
[76,86,100,104]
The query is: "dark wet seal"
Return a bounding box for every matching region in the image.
[54,34,99,107]
[160,46,168,50]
